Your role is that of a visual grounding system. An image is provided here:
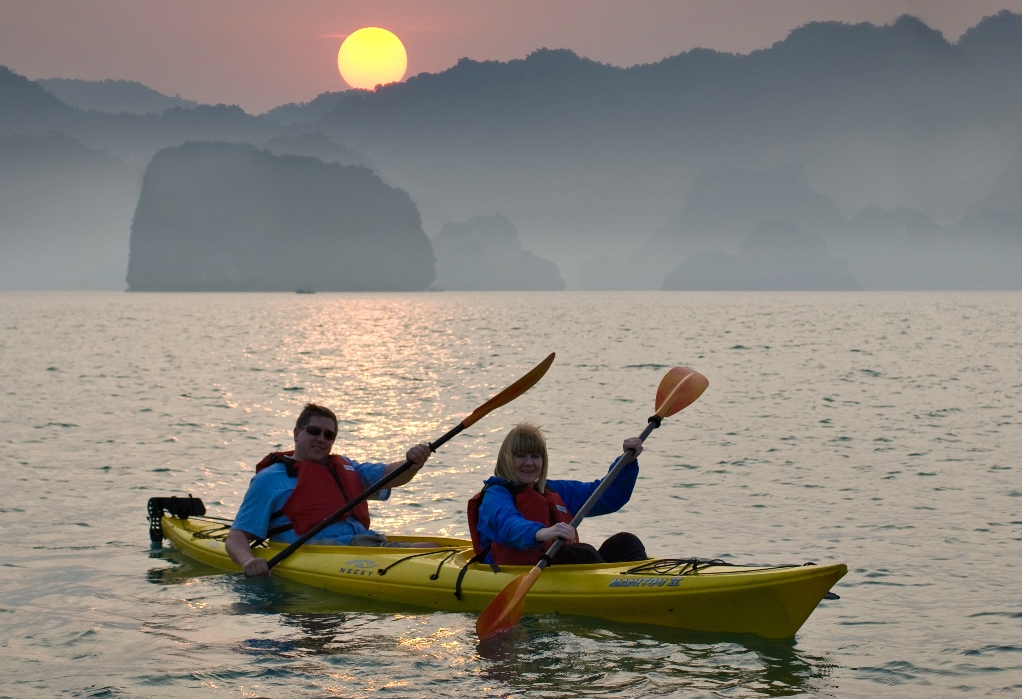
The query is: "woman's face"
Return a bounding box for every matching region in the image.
[512,452,543,487]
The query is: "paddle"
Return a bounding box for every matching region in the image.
[475,365,709,640]
[265,352,556,570]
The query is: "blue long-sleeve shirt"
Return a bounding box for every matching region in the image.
[474,456,639,561]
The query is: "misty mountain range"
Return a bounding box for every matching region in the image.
[2,11,1022,290]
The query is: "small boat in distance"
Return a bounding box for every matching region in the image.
[295,289,315,294]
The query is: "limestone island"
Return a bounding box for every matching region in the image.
[127,142,435,291]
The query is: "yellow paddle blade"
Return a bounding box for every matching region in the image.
[655,366,709,418]
[462,353,555,429]
[476,566,543,640]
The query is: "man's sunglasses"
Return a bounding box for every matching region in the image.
[302,425,337,441]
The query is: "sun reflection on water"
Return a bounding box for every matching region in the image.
[276,297,457,460]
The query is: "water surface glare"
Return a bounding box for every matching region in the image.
[1,291,1020,698]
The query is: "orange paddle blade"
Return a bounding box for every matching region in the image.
[462,353,555,429]
[476,566,543,640]
[655,366,709,418]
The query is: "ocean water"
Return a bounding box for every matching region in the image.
[0,290,1019,698]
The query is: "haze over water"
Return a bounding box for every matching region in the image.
[1,291,1019,697]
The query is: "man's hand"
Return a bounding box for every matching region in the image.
[242,557,270,577]
[385,443,432,487]
[406,443,431,470]
[225,528,272,577]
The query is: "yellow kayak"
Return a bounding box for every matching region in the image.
[157,513,846,638]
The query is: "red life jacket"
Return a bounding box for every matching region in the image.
[467,480,576,565]
[255,451,371,535]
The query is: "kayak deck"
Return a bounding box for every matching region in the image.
[160,514,846,638]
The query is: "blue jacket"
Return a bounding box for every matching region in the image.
[473,456,639,561]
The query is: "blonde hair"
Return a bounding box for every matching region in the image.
[494,422,549,492]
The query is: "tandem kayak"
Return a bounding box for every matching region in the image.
[153,511,846,639]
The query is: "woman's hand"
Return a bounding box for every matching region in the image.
[623,436,643,458]
[535,522,577,543]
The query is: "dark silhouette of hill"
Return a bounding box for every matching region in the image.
[629,164,845,284]
[36,78,199,115]
[958,146,1022,236]
[264,132,377,171]
[643,160,1022,290]
[2,66,293,289]
[0,131,138,289]
[957,9,1022,125]
[1,66,278,168]
[262,91,349,124]
[431,214,564,290]
[318,15,1002,178]
[314,13,1022,286]
[833,205,947,289]
[662,220,858,290]
[126,142,434,291]
[0,66,77,133]
[946,146,1022,287]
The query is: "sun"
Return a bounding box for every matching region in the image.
[337,27,407,90]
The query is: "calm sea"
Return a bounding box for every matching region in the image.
[1,291,1019,698]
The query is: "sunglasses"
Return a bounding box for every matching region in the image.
[302,425,337,441]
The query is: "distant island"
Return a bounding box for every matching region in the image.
[0,131,137,290]
[430,214,565,290]
[126,142,435,291]
[662,220,858,290]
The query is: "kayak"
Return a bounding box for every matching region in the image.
[154,512,846,638]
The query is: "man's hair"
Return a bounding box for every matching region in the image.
[494,422,550,493]
[295,403,338,431]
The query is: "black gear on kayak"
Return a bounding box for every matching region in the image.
[373,549,461,578]
[428,550,459,580]
[454,550,499,601]
[147,495,206,543]
[624,558,735,576]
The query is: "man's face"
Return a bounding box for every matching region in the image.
[293,415,337,462]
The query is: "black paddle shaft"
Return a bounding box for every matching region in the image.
[266,422,466,569]
[537,415,661,571]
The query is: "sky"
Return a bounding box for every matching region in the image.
[3,0,1022,114]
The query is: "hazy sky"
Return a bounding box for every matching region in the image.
[3,0,1022,113]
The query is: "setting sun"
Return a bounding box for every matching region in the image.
[337,27,407,90]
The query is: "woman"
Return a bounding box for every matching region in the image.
[467,422,648,566]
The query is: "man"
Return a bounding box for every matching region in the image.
[226,403,433,576]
